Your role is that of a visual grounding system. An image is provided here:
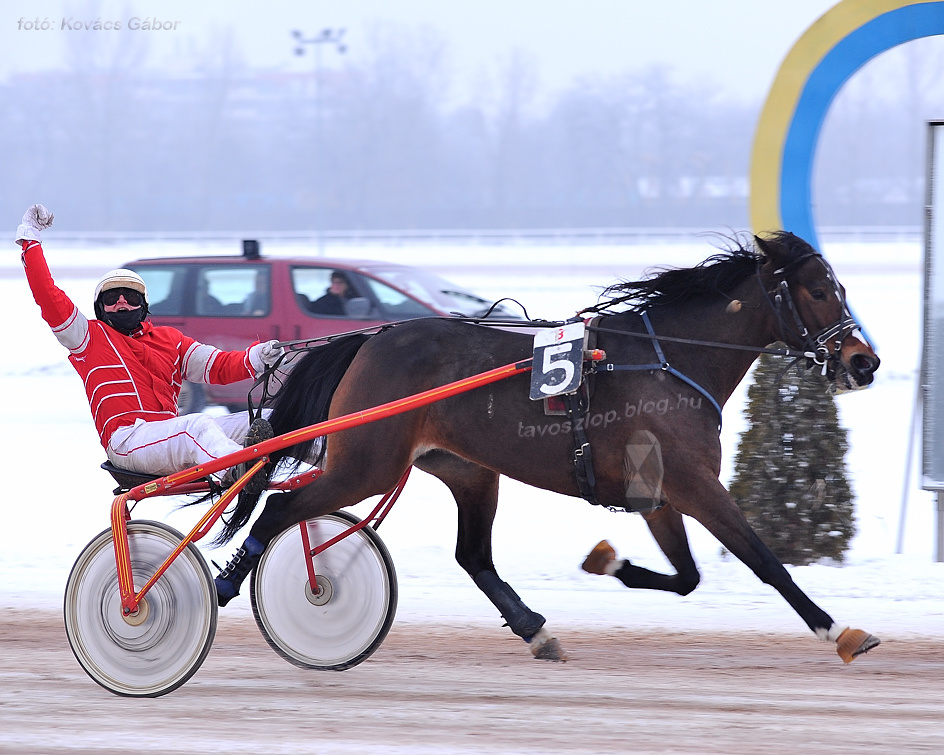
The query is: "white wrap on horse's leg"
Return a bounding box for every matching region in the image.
[605,559,622,576]
[815,623,849,643]
[529,627,554,654]
[528,627,567,661]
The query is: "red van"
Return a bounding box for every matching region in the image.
[125,241,517,412]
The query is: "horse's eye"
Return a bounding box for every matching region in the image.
[810,288,827,301]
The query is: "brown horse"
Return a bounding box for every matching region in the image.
[216,231,881,663]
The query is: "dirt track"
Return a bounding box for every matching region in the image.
[1,609,942,754]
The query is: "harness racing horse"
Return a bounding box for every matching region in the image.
[217,231,881,663]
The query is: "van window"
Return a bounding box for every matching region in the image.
[134,266,186,316]
[196,266,270,317]
[292,267,360,318]
[363,276,435,318]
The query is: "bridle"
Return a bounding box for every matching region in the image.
[759,252,864,376]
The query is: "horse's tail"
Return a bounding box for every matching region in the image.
[213,333,372,545]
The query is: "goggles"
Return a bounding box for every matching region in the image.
[100,287,144,307]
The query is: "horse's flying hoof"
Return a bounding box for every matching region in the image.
[581,540,617,575]
[529,628,568,662]
[836,627,880,663]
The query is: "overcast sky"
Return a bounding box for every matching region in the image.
[3,0,838,100]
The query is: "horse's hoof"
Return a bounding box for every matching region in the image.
[581,540,616,575]
[529,628,568,662]
[836,627,881,663]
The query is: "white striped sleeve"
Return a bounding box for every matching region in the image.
[181,342,220,383]
[52,305,91,354]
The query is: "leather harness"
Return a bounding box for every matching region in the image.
[565,312,723,509]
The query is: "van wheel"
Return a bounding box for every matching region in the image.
[177,382,207,416]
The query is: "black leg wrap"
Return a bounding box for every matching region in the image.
[473,570,546,640]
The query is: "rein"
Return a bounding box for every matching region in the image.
[247,251,857,418]
[584,322,817,360]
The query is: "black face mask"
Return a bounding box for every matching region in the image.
[101,308,146,335]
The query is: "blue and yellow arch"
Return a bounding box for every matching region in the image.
[750,0,944,250]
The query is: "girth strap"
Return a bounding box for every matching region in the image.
[563,388,599,506]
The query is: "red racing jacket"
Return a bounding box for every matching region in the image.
[22,241,258,448]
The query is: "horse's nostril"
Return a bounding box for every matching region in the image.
[851,353,879,375]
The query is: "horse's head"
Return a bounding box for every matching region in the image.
[756,232,880,393]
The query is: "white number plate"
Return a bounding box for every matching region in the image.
[529,322,585,400]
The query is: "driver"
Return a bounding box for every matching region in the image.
[309,270,354,315]
[16,204,280,497]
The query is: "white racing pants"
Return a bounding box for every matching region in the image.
[106,410,273,479]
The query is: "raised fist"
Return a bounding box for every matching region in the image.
[15,203,54,244]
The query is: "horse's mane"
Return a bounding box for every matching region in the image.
[594,231,814,313]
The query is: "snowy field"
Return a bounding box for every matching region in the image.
[2,236,943,640]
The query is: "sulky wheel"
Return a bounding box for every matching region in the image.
[63,520,217,697]
[250,511,397,670]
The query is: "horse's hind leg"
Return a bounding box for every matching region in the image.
[215,460,411,606]
[416,452,566,661]
[583,503,701,596]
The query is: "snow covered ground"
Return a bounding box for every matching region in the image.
[2,236,943,640]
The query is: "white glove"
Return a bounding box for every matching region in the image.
[15,204,54,245]
[249,340,284,374]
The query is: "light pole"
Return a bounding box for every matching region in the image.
[292,28,346,255]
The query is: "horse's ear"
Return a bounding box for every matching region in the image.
[754,233,789,267]
[754,234,771,261]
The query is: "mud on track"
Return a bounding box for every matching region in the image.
[1,609,942,754]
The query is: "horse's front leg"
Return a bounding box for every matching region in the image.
[419,452,566,661]
[671,472,879,663]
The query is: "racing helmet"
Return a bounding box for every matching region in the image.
[93,268,150,333]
